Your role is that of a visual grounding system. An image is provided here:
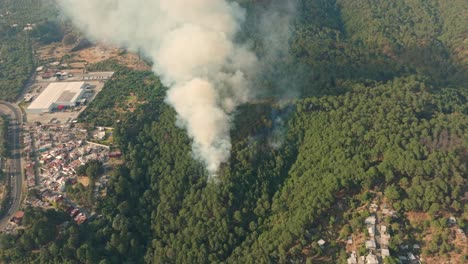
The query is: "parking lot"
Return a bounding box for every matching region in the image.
[35,72,114,83]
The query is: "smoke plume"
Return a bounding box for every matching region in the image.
[58,0,294,175]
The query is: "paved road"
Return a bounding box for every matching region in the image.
[0,101,23,230]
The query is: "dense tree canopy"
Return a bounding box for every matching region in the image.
[0,0,466,263]
[2,73,465,263]
[0,0,61,101]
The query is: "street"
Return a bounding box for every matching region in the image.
[0,101,24,230]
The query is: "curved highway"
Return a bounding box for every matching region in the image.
[0,101,24,230]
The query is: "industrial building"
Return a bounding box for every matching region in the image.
[27,82,87,114]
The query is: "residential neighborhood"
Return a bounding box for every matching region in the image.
[1,121,115,233]
[346,202,425,264]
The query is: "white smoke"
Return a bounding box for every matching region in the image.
[58,0,259,175]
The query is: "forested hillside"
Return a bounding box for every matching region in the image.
[1,74,465,263]
[0,0,466,263]
[0,0,59,101]
[243,0,467,97]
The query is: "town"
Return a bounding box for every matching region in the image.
[1,60,118,233]
[2,120,117,233]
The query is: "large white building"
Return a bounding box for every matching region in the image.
[27,82,87,114]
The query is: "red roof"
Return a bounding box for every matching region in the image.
[14,211,25,219]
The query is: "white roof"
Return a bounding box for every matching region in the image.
[366,240,376,249]
[347,256,357,264]
[28,82,85,110]
[366,253,378,264]
[407,252,416,260]
[365,215,376,225]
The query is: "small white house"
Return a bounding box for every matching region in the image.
[318,239,326,247]
[366,240,376,250]
[381,248,390,258]
[365,215,376,225]
[366,253,378,264]
[407,252,417,262]
[381,225,387,234]
[448,216,457,225]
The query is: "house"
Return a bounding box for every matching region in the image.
[382,208,397,217]
[348,251,357,264]
[10,211,25,225]
[455,228,466,242]
[14,211,25,219]
[347,256,357,264]
[448,216,457,225]
[381,225,387,234]
[380,234,390,246]
[366,240,376,250]
[368,226,375,237]
[70,208,80,218]
[366,253,378,264]
[413,244,420,250]
[381,248,390,258]
[358,256,365,264]
[318,239,326,247]
[74,213,87,225]
[347,236,353,245]
[365,215,376,225]
[109,151,122,158]
[94,131,106,140]
[407,252,417,263]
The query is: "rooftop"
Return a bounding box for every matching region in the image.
[14,211,25,219]
[366,240,376,249]
[365,215,376,225]
[318,239,326,246]
[28,82,85,111]
[366,253,378,264]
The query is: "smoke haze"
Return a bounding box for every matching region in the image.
[58,0,294,176]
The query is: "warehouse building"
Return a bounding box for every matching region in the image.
[27,82,87,114]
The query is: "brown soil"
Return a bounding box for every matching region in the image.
[406,212,430,224]
[407,212,466,264]
[347,232,365,253]
[35,42,151,71]
[77,176,90,187]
